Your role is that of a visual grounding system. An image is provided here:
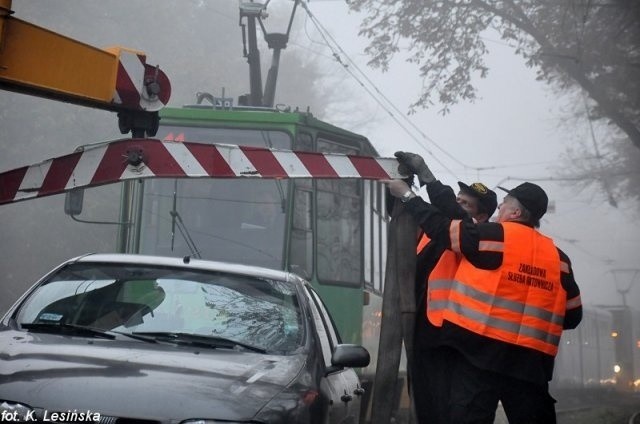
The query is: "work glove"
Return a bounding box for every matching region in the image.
[394,151,436,186]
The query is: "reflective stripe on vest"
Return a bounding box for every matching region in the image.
[440,222,566,356]
[566,294,582,310]
[426,249,460,326]
[417,227,460,327]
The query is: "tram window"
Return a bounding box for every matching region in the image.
[364,181,387,292]
[372,199,381,290]
[317,189,361,285]
[140,179,287,270]
[364,180,386,292]
[364,181,373,288]
[371,182,380,290]
[296,132,313,152]
[378,182,388,292]
[293,189,312,230]
[316,138,363,286]
[290,187,313,278]
[379,219,388,292]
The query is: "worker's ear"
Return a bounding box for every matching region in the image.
[512,207,523,220]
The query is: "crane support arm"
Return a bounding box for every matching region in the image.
[0,0,170,116]
[0,138,405,206]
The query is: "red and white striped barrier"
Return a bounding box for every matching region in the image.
[0,138,404,205]
[110,48,171,111]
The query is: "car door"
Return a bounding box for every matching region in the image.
[304,286,362,424]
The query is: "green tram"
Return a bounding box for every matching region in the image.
[115,104,392,410]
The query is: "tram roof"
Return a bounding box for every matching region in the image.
[159,105,372,146]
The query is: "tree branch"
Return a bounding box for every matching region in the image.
[494,0,640,148]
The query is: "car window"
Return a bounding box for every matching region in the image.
[302,285,343,367]
[307,287,342,346]
[15,263,304,353]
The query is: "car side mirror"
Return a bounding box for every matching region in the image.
[326,344,370,375]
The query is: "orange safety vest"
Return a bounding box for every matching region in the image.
[436,222,566,356]
[416,231,431,255]
[417,221,463,327]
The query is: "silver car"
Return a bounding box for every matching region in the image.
[0,254,370,423]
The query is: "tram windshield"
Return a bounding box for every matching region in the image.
[139,126,291,269]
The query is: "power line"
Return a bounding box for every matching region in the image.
[582,93,618,207]
[300,1,471,178]
[293,2,591,181]
[297,2,636,190]
[299,2,582,179]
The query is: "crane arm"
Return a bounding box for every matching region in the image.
[0,0,171,135]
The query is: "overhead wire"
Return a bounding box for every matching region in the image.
[294,0,628,197]
[582,93,618,207]
[551,234,616,264]
[299,2,578,180]
[299,0,464,178]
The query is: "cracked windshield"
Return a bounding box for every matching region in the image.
[16,263,303,353]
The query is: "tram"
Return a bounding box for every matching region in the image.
[108,103,392,414]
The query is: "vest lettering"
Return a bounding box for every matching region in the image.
[518,263,547,278]
[525,276,554,291]
[507,271,526,283]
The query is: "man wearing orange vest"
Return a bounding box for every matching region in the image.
[394,152,497,424]
[386,174,582,424]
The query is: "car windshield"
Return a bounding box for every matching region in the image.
[15,262,304,353]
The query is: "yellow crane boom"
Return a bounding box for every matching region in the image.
[0,0,171,136]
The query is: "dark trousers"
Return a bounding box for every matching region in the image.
[412,346,455,424]
[448,349,557,424]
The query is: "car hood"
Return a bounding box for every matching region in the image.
[0,329,307,421]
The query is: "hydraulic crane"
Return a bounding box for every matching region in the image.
[0,0,170,137]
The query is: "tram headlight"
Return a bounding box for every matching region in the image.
[614,364,621,374]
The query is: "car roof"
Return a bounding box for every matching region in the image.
[70,253,305,285]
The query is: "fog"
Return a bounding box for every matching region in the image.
[310,2,640,314]
[1,0,639,317]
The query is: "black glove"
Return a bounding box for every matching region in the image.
[394,151,435,186]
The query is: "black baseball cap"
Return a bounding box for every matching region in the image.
[458,182,498,217]
[498,182,548,221]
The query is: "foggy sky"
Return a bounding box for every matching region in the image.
[1,1,639,313]
[308,2,640,311]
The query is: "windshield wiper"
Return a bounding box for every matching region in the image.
[20,323,158,344]
[20,322,115,340]
[131,331,266,353]
[110,330,158,344]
